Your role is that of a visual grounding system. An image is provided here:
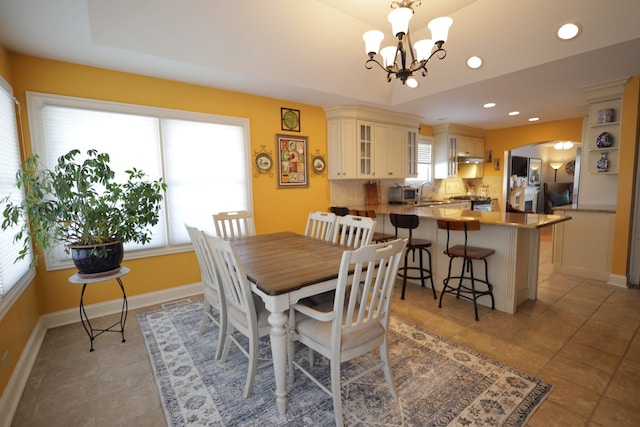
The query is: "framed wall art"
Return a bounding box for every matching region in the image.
[276,134,308,188]
[528,158,542,186]
[311,150,326,176]
[281,108,300,132]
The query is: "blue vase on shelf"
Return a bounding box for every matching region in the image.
[596,152,609,172]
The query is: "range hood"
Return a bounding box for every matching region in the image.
[457,156,484,164]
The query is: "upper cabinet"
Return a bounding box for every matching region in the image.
[325,106,421,180]
[433,124,486,179]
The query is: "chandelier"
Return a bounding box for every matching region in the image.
[363,0,453,88]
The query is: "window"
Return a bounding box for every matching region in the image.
[417,140,433,181]
[27,92,252,270]
[0,77,34,313]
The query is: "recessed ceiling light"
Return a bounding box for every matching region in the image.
[483,102,496,108]
[406,78,419,88]
[467,56,483,69]
[508,111,520,116]
[528,117,540,122]
[557,22,581,40]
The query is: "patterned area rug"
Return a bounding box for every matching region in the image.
[138,301,552,426]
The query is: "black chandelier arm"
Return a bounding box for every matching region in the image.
[365,57,390,72]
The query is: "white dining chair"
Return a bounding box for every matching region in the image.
[332,214,375,249]
[204,232,271,398]
[213,210,256,239]
[288,238,407,427]
[304,211,337,242]
[185,224,227,360]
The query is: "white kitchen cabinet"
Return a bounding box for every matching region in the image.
[374,124,405,179]
[357,120,375,178]
[433,124,486,179]
[325,106,422,180]
[406,129,418,178]
[457,136,485,158]
[327,118,357,179]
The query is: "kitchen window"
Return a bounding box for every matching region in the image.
[0,77,34,315]
[27,92,252,271]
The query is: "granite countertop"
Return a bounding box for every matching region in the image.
[552,204,616,214]
[350,204,571,229]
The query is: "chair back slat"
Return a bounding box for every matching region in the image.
[333,214,375,249]
[334,239,407,344]
[205,233,257,334]
[185,224,224,307]
[213,210,256,239]
[304,211,337,241]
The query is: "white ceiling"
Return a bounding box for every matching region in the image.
[1,0,639,130]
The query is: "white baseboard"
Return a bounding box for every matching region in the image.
[608,273,628,288]
[0,282,202,427]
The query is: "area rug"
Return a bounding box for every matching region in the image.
[138,300,552,426]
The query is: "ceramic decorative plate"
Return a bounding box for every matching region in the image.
[596,132,613,148]
[255,152,273,173]
[565,160,575,176]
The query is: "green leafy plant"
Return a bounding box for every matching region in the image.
[1,148,167,266]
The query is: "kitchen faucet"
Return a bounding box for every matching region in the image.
[419,181,435,202]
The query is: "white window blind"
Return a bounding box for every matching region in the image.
[0,77,33,306]
[417,141,432,181]
[27,92,252,270]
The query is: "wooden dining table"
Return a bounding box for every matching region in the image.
[231,231,348,415]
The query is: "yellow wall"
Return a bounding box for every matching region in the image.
[612,77,640,275]
[0,46,42,406]
[483,118,584,177]
[7,52,331,315]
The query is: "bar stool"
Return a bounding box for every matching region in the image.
[389,213,436,300]
[437,219,495,321]
[354,209,394,243]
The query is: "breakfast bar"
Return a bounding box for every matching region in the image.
[349,204,571,314]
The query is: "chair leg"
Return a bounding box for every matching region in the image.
[379,340,397,398]
[199,301,211,336]
[243,333,258,398]
[468,260,480,321]
[330,358,344,427]
[215,310,227,361]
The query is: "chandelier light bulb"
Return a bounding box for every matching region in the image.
[406,77,419,88]
[388,7,413,38]
[414,39,434,61]
[363,30,384,55]
[428,16,453,43]
[380,46,398,67]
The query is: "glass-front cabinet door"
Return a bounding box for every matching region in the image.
[406,129,418,177]
[357,120,374,178]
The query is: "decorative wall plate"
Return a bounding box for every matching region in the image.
[253,145,274,177]
[596,132,613,148]
[312,154,326,174]
[565,160,575,176]
[281,108,300,132]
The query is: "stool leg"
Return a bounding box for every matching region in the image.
[400,248,411,300]
[456,258,467,299]
[468,260,480,321]
[439,256,455,308]
[483,258,496,310]
[426,248,436,299]
[418,248,426,289]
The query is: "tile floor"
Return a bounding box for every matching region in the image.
[10,227,640,426]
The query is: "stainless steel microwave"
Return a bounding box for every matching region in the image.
[389,186,418,204]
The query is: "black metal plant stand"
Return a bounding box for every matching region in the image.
[68,266,130,352]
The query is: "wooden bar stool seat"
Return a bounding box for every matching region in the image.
[390,213,436,300]
[437,219,495,321]
[353,209,394,243]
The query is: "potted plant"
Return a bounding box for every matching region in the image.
[1,148,167,276]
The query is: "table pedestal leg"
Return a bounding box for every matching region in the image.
[268,311,288,415]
